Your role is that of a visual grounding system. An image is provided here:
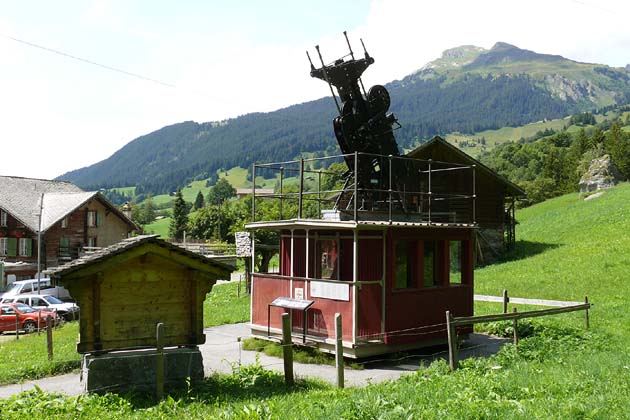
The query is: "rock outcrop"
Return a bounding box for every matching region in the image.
[579,154,622,194]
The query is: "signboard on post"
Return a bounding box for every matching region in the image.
[235,231,252,257]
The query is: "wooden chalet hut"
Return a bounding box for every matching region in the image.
[246,152,478,358]
[46,235,233,353]
[407,136,526,262]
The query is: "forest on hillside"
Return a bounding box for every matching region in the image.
[479,110,630,204]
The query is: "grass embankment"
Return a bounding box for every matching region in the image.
[203,281,250,327]
[3,185,630,417]
[0,323,81,385]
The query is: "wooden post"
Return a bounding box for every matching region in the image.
[502,289,509,314]
[46,315,53,361]
[156,323,165,400]
[281,313,294,386]
[446,311,458,371]
[584,296,590,329]
[512,307,518,347]
[335,313,344,388]
[15,314,19,340]
[38,311,41,336]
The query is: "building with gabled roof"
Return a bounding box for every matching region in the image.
[0,175,139,288]
[406,136,526,262]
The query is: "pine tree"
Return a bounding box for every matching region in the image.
[169,189,189,240]
[193,191,205,210]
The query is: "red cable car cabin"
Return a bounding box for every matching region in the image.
[246,152,476,358]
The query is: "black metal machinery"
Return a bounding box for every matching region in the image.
[307,32,403,211]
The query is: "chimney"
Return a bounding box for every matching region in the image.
[121,202,132,220]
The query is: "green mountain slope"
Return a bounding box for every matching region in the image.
[57,42,630,194]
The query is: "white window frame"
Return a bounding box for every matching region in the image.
[0,210,7,227]
[87,210,97,227]
[18,238,29,257]
[0,238,7,256]
[61,216,68,228]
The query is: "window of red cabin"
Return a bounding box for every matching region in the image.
[423,240,438,287]
[0,210,7,227]
[318,239,338,280]
[449,240,462,284]
[394,240,412,289]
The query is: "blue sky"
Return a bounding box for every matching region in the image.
[1,0,629,180]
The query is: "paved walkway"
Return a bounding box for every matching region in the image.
[0,323,507,398]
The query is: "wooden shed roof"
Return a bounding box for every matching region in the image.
[46,234,233,280]
[406,136,526,197]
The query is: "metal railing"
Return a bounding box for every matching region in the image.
[251,152,476,225]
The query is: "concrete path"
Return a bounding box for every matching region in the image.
[0,323,506,398]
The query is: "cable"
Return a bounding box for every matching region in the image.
[1,33,176,88]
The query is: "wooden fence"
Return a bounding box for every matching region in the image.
[447,294,591,370]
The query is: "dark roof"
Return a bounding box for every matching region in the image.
[406,136,526,197]
[46,235,234,279]
[0,175,139,233]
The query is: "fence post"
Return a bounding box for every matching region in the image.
[512,307,518,347]
[335,313,344,388]
[15,314,19,340]
[584,296,590,329]
[446,310,458,371]
[46,315,53,361]
[502,289,509,314]
[38,310,41,335]
[282,313,294,386]
[156,323,165,399]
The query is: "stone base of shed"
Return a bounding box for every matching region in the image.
[81,347,204,394]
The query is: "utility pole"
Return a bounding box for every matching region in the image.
[37,193,44,294]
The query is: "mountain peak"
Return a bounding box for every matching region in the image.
[419,45,485,72]
[490,42,521,52]
[465,42,566,69]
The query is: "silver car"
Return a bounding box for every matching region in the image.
[1,294,79,321]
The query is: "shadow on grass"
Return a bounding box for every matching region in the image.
[485,240,561,266]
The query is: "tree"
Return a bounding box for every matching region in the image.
[207,178,236,205]
[193,191,205,210]
[140,194,156,224]
[169,189,188,240]
[605,121,630,179]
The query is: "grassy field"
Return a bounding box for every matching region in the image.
[441,117,571,157]
[142,216,170,237]
[203,281,250,327]
[0,322,81,385]
[3,185,630,417]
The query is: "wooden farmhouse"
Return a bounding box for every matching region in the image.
[246,151,481,358]
[0,176,139,288]
[46,235,233,353]
[407,136,526,262]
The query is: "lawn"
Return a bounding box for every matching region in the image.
[3,184,630,418]
[0,322,81,385]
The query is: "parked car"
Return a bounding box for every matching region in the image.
[0,303,58,334]
[1,294,79,321]
[0,278,72,301]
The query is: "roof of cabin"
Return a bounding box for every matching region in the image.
[0,175,139,233]
[46,234,234,279]
[406,136,526,197]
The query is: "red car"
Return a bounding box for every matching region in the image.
[0,303,58,334]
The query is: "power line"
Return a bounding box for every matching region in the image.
[1,33,176,88]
